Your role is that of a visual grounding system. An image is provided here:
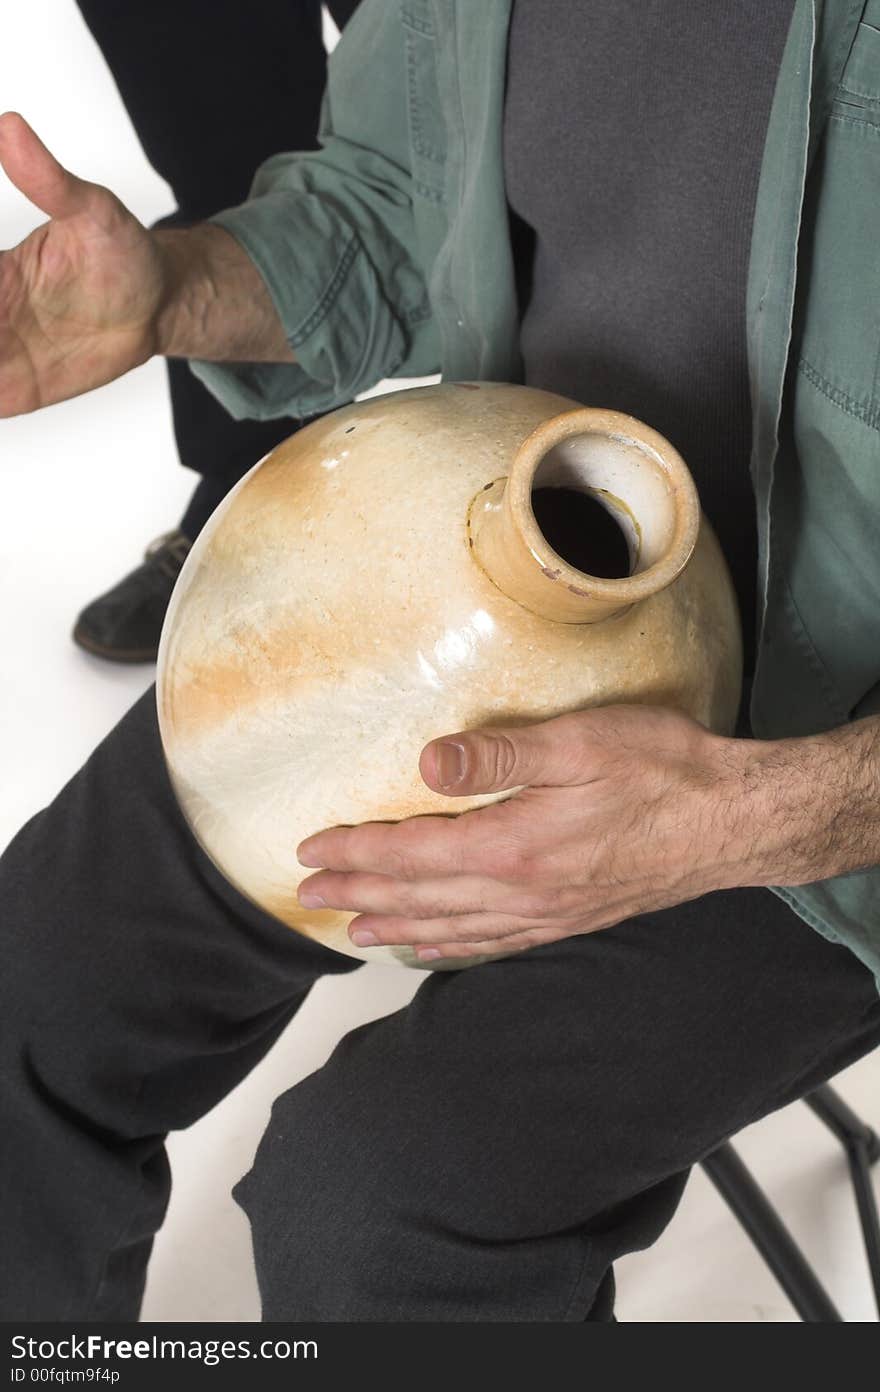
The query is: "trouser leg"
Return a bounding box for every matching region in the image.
[168,357,304,541]
[0,688,357,1321]
[237,887,880,1321]
[74,0,345,535]
[74,0,329,215]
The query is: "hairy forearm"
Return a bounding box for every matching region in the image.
[153,225,295,364]
[731,714,880,888]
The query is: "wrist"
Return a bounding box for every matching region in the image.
[152,224,294,364]
[715,718,880,889]
[152,226,216,358]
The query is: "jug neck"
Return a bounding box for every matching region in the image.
[467,407,700,624]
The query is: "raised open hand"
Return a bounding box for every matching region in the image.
[0,112,166,416]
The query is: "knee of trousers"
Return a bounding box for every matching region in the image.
[232,1052,619,1322]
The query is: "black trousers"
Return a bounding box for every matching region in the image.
[75,0,361,541]
[2,687,879,1321]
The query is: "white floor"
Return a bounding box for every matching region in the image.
[2,2,879,1324]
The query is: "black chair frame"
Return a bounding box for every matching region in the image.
[701,1084,880,1321]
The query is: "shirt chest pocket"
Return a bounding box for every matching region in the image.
[792,4,880,433]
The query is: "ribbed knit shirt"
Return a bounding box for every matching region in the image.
[503,0,795,670]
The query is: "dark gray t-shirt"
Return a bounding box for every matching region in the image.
[503,0,794,669]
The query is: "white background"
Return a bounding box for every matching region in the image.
[1,0,878,1322]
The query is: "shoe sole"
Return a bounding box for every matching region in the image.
[72,624,159,665]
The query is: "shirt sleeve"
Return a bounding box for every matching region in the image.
[190,0,440,420]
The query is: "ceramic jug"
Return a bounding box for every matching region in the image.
[156,382,742,968]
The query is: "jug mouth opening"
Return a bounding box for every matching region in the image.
[512,409,700,613]
[529,481,635,581]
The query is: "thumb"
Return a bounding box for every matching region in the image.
[419,714,593,797]
[0,112,99,220]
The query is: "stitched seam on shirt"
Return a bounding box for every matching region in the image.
[287,234,359,345]
[405,30,445,165]
[829,109,880,131]
[442,0,470,342]
[797,357,880,432]
[413,178,445,203]
[756,15,805,321]
[772,887,842,944]
[401,4,434,35]
[837,13,880,99]
[402,298,433,326]
[821,0,871,121]
[838,82,880,102]
[778,556,851,722]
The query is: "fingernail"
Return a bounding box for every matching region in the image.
[351,929,378,947]
[435,741,465,790]
[297,890,326,909]
[417,948,443,961]
[296,841,322,867]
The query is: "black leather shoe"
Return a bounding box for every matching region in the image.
[72,529,192,663]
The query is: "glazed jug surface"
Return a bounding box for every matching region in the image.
[156,382,742,968]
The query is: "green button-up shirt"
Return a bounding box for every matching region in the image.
[193,0,880,988]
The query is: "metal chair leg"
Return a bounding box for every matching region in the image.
[805,1085,880,1317]
[701,1141,843,1321]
